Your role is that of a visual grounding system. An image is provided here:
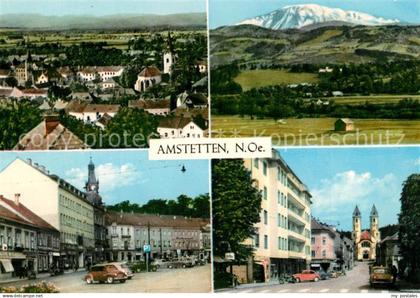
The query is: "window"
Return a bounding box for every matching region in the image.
[264,235,268,249]
[263,186,267,200]
[254,233,259,248]
[263,210,268,225]
[277,214,281,227]
[311,237,315,244]
[322,236,326,245]
[311,250,315,257]
[254,158,259,169]
[322,250,326,257]
[262,161,267,176]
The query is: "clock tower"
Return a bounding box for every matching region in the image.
[85,158,102,206]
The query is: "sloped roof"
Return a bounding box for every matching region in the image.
[105,211,209,229]
[311,218,336,237]
[13,117,89,150]
[353,205,361,217]
[129,99,170,110]
[96,66,124,72]
[336,118,354,124]
[83,104,120,114]
[370,204,378,217]
[0,195,58,232]
[158,117,193,129]
[139,66,161,77]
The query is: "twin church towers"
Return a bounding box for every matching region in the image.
[352,205,380,261]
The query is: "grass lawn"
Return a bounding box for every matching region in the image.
[234,69,319,91]
[211,115,420,145]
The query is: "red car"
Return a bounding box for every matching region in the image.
[293,270,320,282]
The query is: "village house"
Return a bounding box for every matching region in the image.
[196,59,208,74]
[319,66,333,73]
[33,71,49,85]
[99,78,118,90]
[96,66,124,81]
[0,159,95,269]
[0,194,60,278]
[134,66,162,92]
[77,67,96,82]
[335,118,354,132]
[310,219,337,273]
[177,92,208,109]
[158,117,207,139]
[66,101,120,125]
[9,87,48,100]
[14,114,89,150]
[129,99,171,116]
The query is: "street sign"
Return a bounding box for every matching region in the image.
[225,252,235,260]
[143,244,151,253]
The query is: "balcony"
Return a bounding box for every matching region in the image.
[288,231,306,243]
[288,210,307,227]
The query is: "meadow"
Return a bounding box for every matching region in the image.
[211,115,420,145]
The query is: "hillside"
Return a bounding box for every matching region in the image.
[210,24,420,66]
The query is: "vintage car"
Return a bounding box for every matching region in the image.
[370,266,393,287]
[113,262,134,279]
[84,263,129,284]
[293,270,321,282]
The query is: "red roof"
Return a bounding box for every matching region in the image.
[0,195,59,232]
[360,230,372,241]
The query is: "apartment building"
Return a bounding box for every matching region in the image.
[241,150,312,283]
[105,212,209,262]
[0,159,95,269]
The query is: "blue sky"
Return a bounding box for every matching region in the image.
[278,146,420,231]
[0,0,206,16]
[0,151,209,205]
[209,0,420,28]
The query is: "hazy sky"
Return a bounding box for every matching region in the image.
[0,0,206,16]
[0,151,209,205]
[278,146,419,231]
[209,0,420,28]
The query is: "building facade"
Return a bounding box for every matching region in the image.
[0,159,95,269]
[352,205,380,261]
[239,150,312,283]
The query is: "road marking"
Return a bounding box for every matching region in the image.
[340,289,349,293]
[319,289,330,293]
[298,288,311,293]
[361,290,369,293]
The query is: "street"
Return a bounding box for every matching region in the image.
[219,262,399,293]
[1,265,212,293]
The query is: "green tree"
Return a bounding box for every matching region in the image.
[5,76,18,88]
[398,174,420,283]
[104,108,160,148]
[212,159,262,262]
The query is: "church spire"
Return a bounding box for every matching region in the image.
[370,204,378,217]
[86,157,99,194]
[353,205,361,217]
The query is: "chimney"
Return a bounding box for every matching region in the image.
[14,193,20,205]
[44,114,60,135]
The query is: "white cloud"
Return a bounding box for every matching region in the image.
[311,170,400,228]
[65,163,144,195]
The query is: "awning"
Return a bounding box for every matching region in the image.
[52,252,60,257]
[0,259,14,273]
[311,264,321,267]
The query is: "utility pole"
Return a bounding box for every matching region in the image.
[147,222,150,272]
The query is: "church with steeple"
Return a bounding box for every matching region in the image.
[352,205,380,261]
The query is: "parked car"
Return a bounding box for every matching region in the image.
[168,258,195,269]
[151,259,172,269]
[293,270,321,282]
[370,266,393,287]
[84,263,128,284]
[319,270,331,280]
[114,262,134,279]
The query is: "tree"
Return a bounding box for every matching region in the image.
[5,76,18,88]
[104,108,159,148]
[212,159,262,263]
[398,174,420,283]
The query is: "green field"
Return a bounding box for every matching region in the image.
[211,115,420,145]
[234,69,319,91]
[330,94,420,105]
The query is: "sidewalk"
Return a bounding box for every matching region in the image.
[215,279,282,292]
[0,269,85,285]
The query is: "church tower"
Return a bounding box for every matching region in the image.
[163,31,176,75]
[85,158,102,206]
[352,205,361,244]
[370,204,379,242]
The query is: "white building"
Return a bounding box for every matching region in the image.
[158,117,206,139]
[163,51,177,74]
[66,101,120,126]
[134,66,162,92]
[96,66,124,81]
[0,159,95,268]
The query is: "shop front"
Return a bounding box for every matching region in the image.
[0,251,26,280]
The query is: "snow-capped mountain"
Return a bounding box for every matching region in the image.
[237,4,399,30]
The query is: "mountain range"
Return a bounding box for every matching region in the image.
[0,13,206,29]
[237,4,400,30]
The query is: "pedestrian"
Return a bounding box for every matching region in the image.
[391,265,398,284]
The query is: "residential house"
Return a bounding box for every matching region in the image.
[158,117,207,139]
[377,232,401,270]
[0,195,60,276]
[335,118,354,132]
[0,159,95,268]
[66,101,120,125]
[310,219,337,273]
[176,92,208,109]
[13,114,89,150]
[96,66,124,81]
[129,99,171,116]
[9,87,48,100]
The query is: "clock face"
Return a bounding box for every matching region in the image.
[91,185,96,190]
